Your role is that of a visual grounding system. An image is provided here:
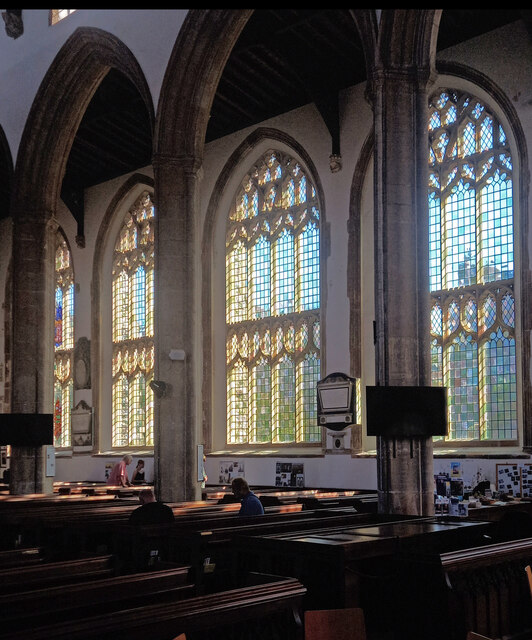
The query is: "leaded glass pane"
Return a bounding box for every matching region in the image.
[442,181,476,289]
[251,236,271,319]
[296,353,320,442]
[502,291,515,327]
[272,356,295,443]
[273,229,295,316]
[227,361,248,444]
[111,191,155,447]
[226,150,322,444]
[296,222,320,311]
[429,192,441,291]
[480,294,496,333]
[444,332,479,440]
[479,327,516,440]
[478,171,513,283]
[250,360,271,443]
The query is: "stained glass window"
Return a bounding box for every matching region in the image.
[54,232,74,448]
[111,191,154,447]
[226,150,321,444]
[429,90,516,441]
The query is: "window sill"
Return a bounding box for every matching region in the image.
[208,447,325,457]
[350,447,531,460]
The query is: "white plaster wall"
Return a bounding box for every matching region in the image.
[0,9,187,159]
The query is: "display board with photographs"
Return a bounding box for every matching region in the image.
[275,462,304,487]
[519,463,532,497]
[218,460,245,484]
[496,463,522,496]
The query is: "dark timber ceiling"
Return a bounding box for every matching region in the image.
[1,10,530,222]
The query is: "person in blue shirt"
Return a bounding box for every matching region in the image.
[231,477,264,516]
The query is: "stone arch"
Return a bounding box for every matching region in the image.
[0,125,13,220]
[92,173,154,452]
[12,26,154,219]
[376,9,441,71]
[155,10,252,161]
[348,131,374,378]
[200,127,326,450]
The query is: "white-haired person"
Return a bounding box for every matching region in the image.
[107,454,133,487]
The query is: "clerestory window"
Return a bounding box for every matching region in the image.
[111,191,154,447]
[54,231,74,448]
[50,9,76,25]
[428,90,517,443]
[226,150,321,445]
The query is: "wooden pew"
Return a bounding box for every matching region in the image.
[0,495,303,554]
[113,508,382,576]
[0,545,45,568]
[0,565,193,635]
[0,572,307,640]
[393,537,532,640]
[0,554,117,594]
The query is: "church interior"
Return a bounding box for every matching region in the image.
[1,8,532,640]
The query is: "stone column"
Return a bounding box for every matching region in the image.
[10,214,55,494]
[371,65,434,515]
[152,154,201,503]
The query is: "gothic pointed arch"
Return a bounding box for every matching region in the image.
[429,61,531,449]
[376,9,441,70]
[92,173,154,452]
[0,124,13,220]
[201,127,325,450]
[155,10,252,160]
[12,26,154,220]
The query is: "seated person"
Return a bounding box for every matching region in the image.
[231,477,265,516]
[131,459,146,485]
[128,488,175,525]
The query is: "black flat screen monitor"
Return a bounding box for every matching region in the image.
[366,386,447,437]
[0,413,54,446]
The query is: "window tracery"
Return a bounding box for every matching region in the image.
[226,150,321,444]
[429,90,516,442]
[111,191,154,447]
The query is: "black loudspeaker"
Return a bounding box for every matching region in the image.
[0,413,54,446]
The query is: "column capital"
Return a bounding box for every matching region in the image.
[152,152,203,177]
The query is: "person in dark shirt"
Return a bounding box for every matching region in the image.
[131,459,146,485]
[128,488,175,525]
[231,477,264,516]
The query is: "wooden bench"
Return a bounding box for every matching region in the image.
[113,508,383,576]
[0,553,117,594]
[0,564,193,635]
[393,537,532,640]
[0,572,307,640]
[0,545,45,568]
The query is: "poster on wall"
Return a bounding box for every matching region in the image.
[521,463,532,498]
[496,463,521,496]
[218,460,245,484]
[275,462,305,487]
[0,446,7,468]
[104,463,114,482]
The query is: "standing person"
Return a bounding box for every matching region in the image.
[107,454,133,487]
[128,488,175,525]
[131,459,146,485]
[231,477,265,516]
